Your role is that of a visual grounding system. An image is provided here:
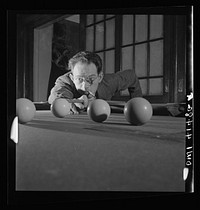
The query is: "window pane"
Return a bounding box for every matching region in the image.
[135,15,148,42]
[97,52,104,71]
[105,50,115,74]
[122,15,133,45]
[150,40,163,76]
[139,79,147,95]
[150,15,163,39]
[87,15,94,25]
[106,18,115,49]
[135,44,147,77]
[86,26,94,51]
[122,46,133,71]
[95,22,104,51]
[149,78,163,95]
[96,14,104,22]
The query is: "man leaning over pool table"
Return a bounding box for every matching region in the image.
[48,51,143,114]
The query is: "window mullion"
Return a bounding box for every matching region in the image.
[147,15,150,95]
[115,15,122,73]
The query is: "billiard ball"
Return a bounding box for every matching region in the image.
[51,98,71,118]
[87,99,111,123]
[124,97,152,125]
[16,98,36,124]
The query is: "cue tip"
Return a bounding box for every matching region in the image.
[10,116,18,144]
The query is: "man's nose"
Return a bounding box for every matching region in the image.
[81,81,90,91]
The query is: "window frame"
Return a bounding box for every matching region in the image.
[83,14,177,103]
[84,15,116,74]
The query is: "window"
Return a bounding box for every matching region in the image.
[85,15,116,74]
[121,15,164,96]
[84,14,185,103]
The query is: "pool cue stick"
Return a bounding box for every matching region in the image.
[107,101,126,107]
[35,100,183,108]
[68,99,126,107]
[33,100,185,116]
[36,99,184,108]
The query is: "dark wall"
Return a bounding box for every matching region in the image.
[16,14,82,101]
[47,19,80,99]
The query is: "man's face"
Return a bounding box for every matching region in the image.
[70,61,103,96]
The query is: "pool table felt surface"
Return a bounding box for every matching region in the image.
[16,111,185,191]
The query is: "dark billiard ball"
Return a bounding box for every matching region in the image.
[124,97,152,125]
[51,98,71,118]
[87,99,111,123]
[16,98,36,124]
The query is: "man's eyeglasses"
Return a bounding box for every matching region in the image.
[73,75,98,86]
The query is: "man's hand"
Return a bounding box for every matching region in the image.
[69,102,79,115]
[68,95,98,114]
[88,96,96,105]
[87,91,96,105]
[69,95,89,114]
[75,95,88,108]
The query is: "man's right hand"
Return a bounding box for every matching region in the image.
[69,102,80,114]
[69,95,89,114]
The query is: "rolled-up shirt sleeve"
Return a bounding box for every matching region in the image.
[114,69,143,98]
[98,69,142,100]
[48,73,75,104]
[48,85,74,104]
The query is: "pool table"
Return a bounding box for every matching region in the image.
[16,109,186,192]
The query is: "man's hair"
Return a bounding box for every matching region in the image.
[68,51,102,74]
